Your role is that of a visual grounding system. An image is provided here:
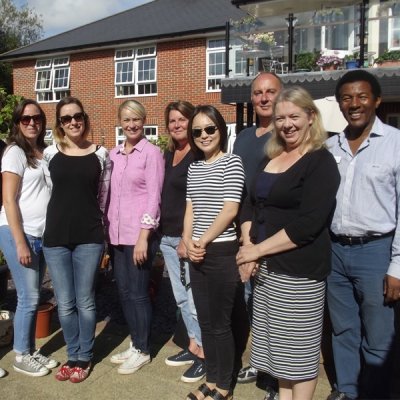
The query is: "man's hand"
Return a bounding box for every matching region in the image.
[383,274,400,303]
[238,262,258,282]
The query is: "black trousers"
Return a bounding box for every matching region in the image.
[190,240,241,390]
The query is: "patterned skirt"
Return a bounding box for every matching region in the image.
[250,261,325,380]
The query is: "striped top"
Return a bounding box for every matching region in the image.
[187,153,244,242]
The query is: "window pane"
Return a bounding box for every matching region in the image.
[53,68,69,89]
[138,59,155,82]
[116,61,134,83]
[36,70,51,90]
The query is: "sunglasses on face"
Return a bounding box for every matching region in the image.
[59,112,85,125]
[191,125,218,138]
[20,114,42,126]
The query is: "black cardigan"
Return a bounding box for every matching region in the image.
[240,147,340,280]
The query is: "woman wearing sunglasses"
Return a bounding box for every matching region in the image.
[107,100,164,375]
[42,96,111,383]
[184,105,245,400]
[160,101,206,383]
[0,99,58,377]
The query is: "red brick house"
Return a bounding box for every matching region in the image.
[0,0,246,149]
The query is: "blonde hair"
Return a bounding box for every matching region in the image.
[266,86,327,159]
[118,99,146,120]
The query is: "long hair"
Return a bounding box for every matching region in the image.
[53,96,91,146]
[187,105,228,160]
[8,99,47,168]
[164,100,195,152]
[266,86,327,159]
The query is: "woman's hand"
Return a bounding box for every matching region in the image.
[238,261,258,282]
[133,236,148,266]
[16,242,32,266]
[186,239,206,263]
[177,239,188,259]
[236,243,260,265]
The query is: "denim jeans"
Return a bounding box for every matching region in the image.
[160,235,202,347]
[0,225,45,355]
[327,237,395,399]
[190,240,241,390]
[110,243,154,353]
[43,243,103,362]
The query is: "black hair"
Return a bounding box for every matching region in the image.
[335,70,381,101]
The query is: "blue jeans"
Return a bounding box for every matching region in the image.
[110,243,154,353]
[0,225,45,355]
[160,236,202,347]
[43,243,103,362]
[327,238,395,399]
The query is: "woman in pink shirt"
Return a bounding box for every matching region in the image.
[106,100,164,375]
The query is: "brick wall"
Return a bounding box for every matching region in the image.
[12,37,239,150]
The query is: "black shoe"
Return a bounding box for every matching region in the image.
[165,349,195,366]
[181,357,206,383]
[327,391,354,400]
[237,365,257,384]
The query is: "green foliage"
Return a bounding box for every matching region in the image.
[0,0,44,91]
[295,52,318,71]
[0,87,23,138]
[149,134,169,153]
[375,50,400,64]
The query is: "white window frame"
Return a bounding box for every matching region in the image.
[206,38,226,92]
[115,46,157,97]
[115,125,159,146]
[388,8,400,50]
[35,57,70,103]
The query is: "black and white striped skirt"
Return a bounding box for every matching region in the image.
[250,261,325,380]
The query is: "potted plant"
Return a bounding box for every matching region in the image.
[295,52,318,72]
[344,54,358,69]
[316,54,342,71]
[374,50,400,67]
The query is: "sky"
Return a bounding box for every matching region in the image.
[14,0,152,38]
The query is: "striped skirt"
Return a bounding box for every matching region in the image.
[250,261,325,380]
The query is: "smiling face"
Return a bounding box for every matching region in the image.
[251,73,282,123]
[120,107,145,145]
[19,104,43,145]
[338,80,381,136]
[274,101,313,151]
[59,103,86,143]
[191,112,221,160]
[168,109,189,146]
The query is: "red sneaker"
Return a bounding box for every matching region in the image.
[55,363,75,381]
[69,363,91,383]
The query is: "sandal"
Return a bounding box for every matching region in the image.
[186,383,213,400]
[206,388,233,400]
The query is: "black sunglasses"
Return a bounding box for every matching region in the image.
[20,114,42,126]
[192,125,218,138]
[59,112,85,125]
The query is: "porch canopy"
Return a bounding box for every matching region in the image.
[231,0,360,17]
[221,67,400,104]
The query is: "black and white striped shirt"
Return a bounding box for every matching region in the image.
[187,153,244,242]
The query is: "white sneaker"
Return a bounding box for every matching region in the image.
[0,367,6,378]
[13,354,49,377]
[117,348,150,375]
[110,342,136,364]
[32,349,58,369]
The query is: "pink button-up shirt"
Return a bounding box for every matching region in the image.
[106,138,164,245]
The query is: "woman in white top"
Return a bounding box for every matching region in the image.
[0,99,57,378]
